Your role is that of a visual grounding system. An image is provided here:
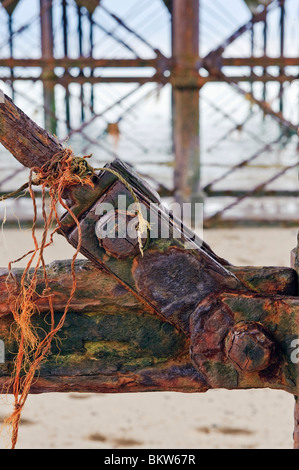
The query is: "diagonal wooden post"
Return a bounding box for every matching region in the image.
[0,91,61,168]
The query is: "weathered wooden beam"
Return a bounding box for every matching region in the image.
[0,259,297,395]
[0,260,207,394]
[0,91,62,168]
[0,262,296,316]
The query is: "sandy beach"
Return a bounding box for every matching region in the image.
[0,226,297,449]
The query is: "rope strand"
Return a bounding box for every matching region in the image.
[1,150,148,448]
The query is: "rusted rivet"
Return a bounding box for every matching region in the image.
[95,210,147,259]
[224,321,275,372]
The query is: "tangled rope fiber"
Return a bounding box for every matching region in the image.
[0,149,149,448]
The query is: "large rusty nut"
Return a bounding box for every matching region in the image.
[224,321,275,372]
[95,210,147,259]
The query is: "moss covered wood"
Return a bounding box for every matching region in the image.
[0,259,298,395]
[0,260,207,394]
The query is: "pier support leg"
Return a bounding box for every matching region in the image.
[40,0,56,135]
[171,0,200,207]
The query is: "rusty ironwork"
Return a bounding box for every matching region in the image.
[40,0,56,135]
[0,0,298,227]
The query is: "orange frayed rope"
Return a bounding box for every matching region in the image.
[0,149,148,449]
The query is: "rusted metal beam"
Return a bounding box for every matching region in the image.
[171,0,200,205]
[199,74,298,84]
[0,75,166,85]
[40,0,56,135]
[2,73,297,86]
[62,0,70,130]
[221,57,299,67]
[7,11,15,101]
[279,0,286,113]
[262,15,268,101]
[52,75,167,85]
[77,4,85,122]
[0,58,166,68]
[1,56,298,69]
[206,189,299,198]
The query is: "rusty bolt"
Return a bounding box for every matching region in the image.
[95,210,147,259]
[224,321,275,372]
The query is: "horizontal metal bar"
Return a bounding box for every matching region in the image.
[203,218,299,228]
[1,74,297,85]
[206,189,299,198]
[202,74,298,84]
[0,57,167,69]
[221,57,299,67]
[0,75,167,84]
[1,56,297,70]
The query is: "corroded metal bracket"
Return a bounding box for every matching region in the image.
[59,159,299,395]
